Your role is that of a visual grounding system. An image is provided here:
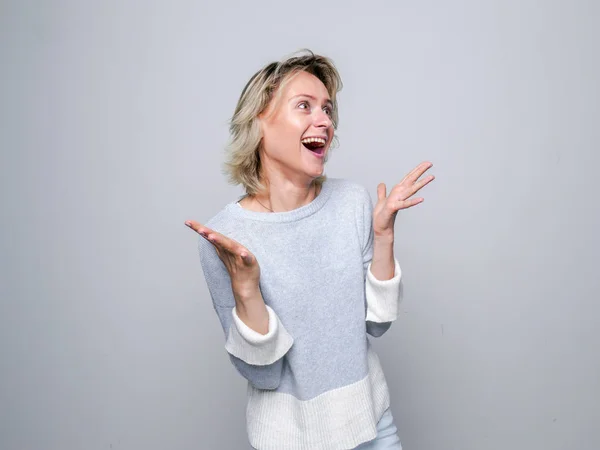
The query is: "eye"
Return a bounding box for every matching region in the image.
[297,101,310,111]
[323,106,332,116]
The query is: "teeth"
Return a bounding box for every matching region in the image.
[301,137,326,145]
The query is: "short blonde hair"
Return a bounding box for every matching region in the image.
[222,49,343,196]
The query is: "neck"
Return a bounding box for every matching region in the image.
[253,178,320,213]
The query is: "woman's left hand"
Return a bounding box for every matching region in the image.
[372,161,435,240]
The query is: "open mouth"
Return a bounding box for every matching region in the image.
[301,137,327,156]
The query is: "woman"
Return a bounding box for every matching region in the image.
[185,50,434,449]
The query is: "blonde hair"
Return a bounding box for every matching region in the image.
[222,49,343,196]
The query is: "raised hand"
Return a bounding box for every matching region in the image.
[372,161,435,239]
[185,220,261,298]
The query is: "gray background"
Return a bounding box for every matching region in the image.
[1,1,599,449]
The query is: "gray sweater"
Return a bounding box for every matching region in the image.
[198,178,403,450]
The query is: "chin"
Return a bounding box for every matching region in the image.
[306,167,325,179]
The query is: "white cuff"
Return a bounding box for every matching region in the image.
[365,258,403,323]
[225,304,294,366]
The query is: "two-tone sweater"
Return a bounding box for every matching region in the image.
[197,177,403,450]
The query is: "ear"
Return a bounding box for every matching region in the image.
[257,105,274,125]
[254,116,265,142]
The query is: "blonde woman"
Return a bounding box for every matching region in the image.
[185,50,434,449]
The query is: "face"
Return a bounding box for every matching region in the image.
[258,71,334,185]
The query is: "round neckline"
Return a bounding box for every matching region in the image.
[227,178,335,223]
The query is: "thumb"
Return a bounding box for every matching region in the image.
[241,252,254,266]
[377,183,387,202]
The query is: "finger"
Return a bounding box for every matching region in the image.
[213,240,253,271]
[214,247,239,274]
[187,221,253,262]
[185,222,224,247]
[240,252,254,265]
[208,232,253,264]
[185,220,209,236]
[398,197,424,209]
[213,243,224,259]
[401,161,433,185]
[407,161,433,184]
[391,173,432,201]
[205,231,238,254]
[377,183,387,202]
[205,232,228,253]
[409,174,435,195]
[399,163,424,184]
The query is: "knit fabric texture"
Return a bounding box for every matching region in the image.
[198,178,403,450]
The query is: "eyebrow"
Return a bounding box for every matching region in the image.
[290,94,333,108]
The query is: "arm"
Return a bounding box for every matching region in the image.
[364,161,435,337]
[198,234,293,390]
[360,188,403,338]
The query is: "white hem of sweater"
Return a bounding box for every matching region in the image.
[245,345,391,450]
[226,305,294,366]
[365,258,402,323]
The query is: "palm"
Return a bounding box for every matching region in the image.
[373,161,435,237]
[185,220,261,293]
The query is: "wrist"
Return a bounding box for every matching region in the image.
[374,231,394,244]
[372,233,395,280]
[232,283,262,303]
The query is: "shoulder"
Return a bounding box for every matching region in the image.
[326,177,372,206]
[204,207,233,234]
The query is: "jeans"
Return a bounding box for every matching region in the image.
[353,408,402,449]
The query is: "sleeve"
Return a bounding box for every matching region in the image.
[358,186,404,338]
[198,235,294,390]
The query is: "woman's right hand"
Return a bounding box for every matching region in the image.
[185,220,261,299]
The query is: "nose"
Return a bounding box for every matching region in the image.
[314,108,332,129]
